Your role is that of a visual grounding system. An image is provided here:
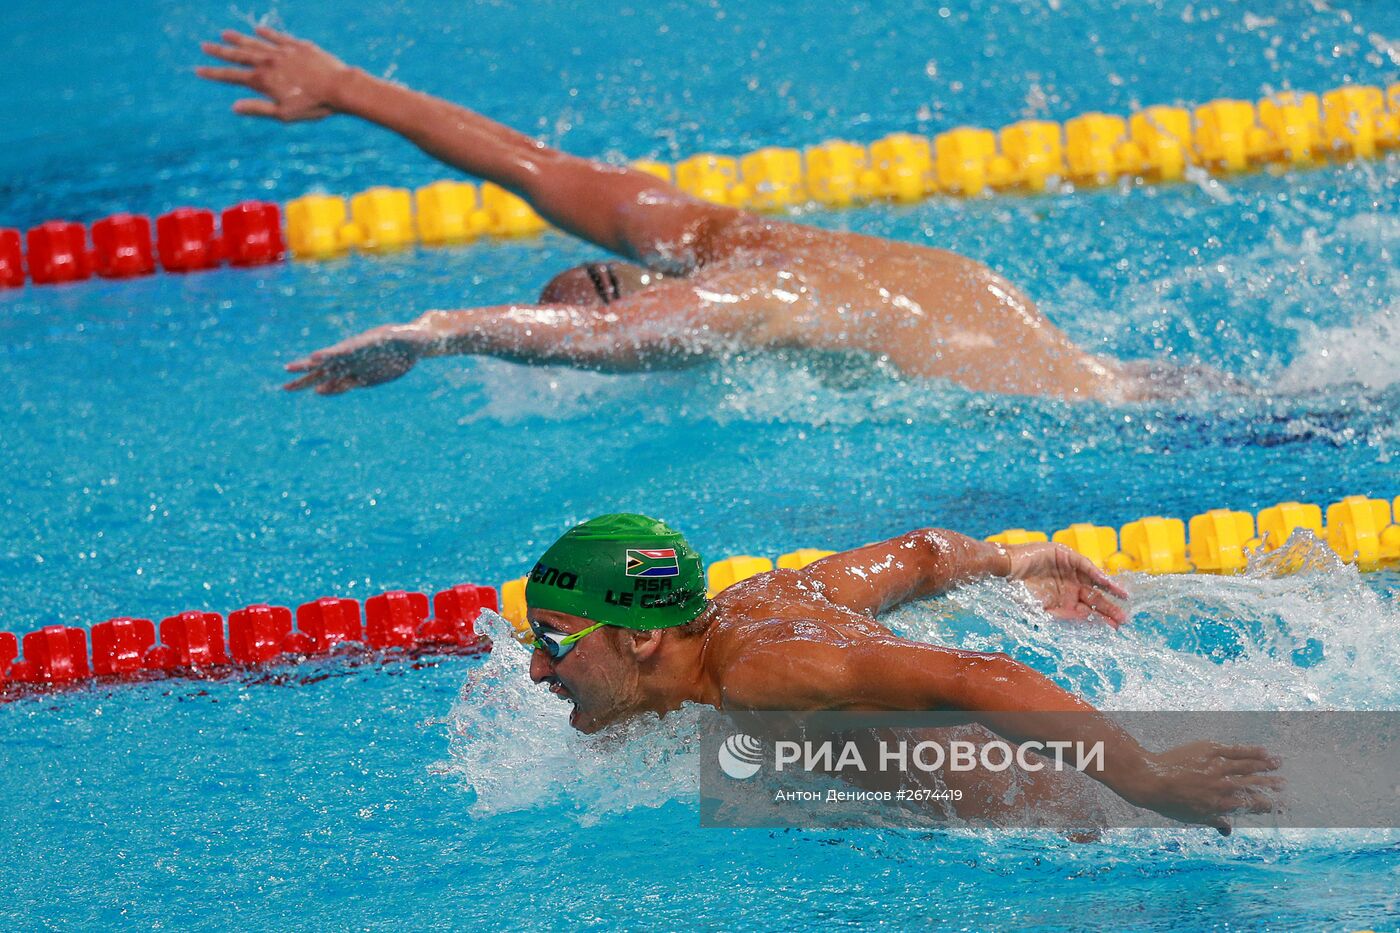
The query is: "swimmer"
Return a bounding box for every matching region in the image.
[198,27,1158,400]
[518,513,1281,831]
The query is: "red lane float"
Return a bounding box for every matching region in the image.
[295,597,362,654]
[421,584,497,650]
[227,603,294,665]
[366,590,431,649]
[0,632,17,683]
[1,583,494,701]
[26,221,91,285]
[91,214,156,278]
[221,201,284,266]
[91,617,156,676]
[12,626,90,684]
[154,610,228,669]
[4,201,289,286]
[0,229,23,287]
[157,208,221,272]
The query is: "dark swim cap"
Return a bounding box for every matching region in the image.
[525,514,707,630]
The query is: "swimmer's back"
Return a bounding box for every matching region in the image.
[697,216,1125,399]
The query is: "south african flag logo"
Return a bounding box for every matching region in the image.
[625,548,680,577]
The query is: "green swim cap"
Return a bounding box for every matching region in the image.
[526,513,707,630]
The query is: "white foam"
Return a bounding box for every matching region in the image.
[1275,303,1400,392]
[432,611,705,825]
[436,539,1400,831]
[447,361,627,425]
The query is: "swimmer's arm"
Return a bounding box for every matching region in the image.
[799,530,1127,625]
[284,281,772,392]
[721,637,1278,830]
[799,530,1008,615]
[281,305,697,393]
[329,70,745,269]
[198,28,744,270]
[415,304,705,372]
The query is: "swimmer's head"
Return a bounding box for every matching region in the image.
[525,513,708,732]
[538,262,664,306]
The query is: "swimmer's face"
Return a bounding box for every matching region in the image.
[527,609,648,734]
[538,262,664,307]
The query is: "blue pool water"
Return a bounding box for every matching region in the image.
[2,0,1399,928]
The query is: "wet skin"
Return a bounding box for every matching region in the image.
[536,221,1124,398]
[198,27,1132,401]
[197,27,1279,830]
[527,527,1280,831]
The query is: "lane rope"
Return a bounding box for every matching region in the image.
[2,83,1396,286]
[4,493,1393,697]
[0,583,495,697]
[496,493,1400,630]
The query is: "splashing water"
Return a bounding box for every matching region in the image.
[900,531,1400,711]
[438,535,1400,829]
[1276,303,1400,393]
[434,611,709,825]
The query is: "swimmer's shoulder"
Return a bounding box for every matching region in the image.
[706,567,814,617]
[702,570,892,669]
[702,608,894,712]
[698,211,856,266]
[701,212,991,277]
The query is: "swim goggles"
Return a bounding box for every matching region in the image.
[526,618,606,662]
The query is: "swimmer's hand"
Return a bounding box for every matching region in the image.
[197,26,349,122]
[1004,542,1129,627]
[284,322,432,395]
[1122,741,1283,834]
